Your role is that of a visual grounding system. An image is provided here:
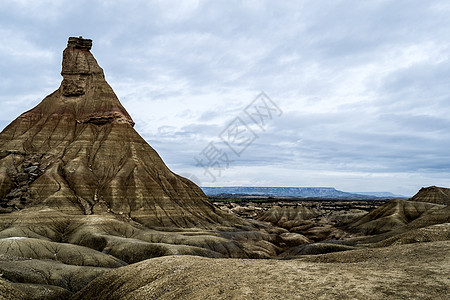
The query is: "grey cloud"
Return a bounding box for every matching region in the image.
[381,61,450,100]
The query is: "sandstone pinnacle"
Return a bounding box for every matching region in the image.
[0,37,237,228]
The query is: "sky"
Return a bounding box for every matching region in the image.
[1,0,449,196]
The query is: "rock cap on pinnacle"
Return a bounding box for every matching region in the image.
[67,36,92,50]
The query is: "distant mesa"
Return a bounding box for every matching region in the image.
[202,186,392,199]
[354,191,406,198]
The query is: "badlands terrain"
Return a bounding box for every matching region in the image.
[0,37,449,299]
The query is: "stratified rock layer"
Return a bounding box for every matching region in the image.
[0,37,239,228]
[410,185,450,206]
[347,198,446,235]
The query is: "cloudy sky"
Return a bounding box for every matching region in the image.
[1,0,449,196]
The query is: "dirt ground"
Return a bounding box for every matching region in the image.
[72,240,450,300]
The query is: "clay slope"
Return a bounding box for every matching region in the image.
[0,207,286,298]
[347,198,446,235]
[410,186,450,205]
[0,279,26,300]
[0,208,276,262]
[0,37,240,228]
[257,204,365,241]
[373,222,450,247]
[71,241,450,300]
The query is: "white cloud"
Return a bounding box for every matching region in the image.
[0,28,54,59]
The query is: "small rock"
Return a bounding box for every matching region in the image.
[25,166,38,172]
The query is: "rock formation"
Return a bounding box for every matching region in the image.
[0,37,448,299]
[0,37,290,297]
[347,198,445,235]
[0,36,239,228]
[410,185,450,206]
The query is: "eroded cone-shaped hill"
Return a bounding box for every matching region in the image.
[410,185,450,206]
[0,37,238,228]
[346,198,446,235]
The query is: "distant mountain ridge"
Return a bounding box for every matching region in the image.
[201,187,401,199]
[354,192,407,198]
